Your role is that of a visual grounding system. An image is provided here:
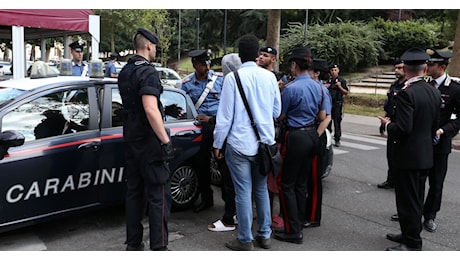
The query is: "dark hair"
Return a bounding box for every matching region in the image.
[238,34,259,63]
[133,33,148,50]
[291,58,312,71]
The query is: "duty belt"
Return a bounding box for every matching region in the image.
[288,124,316,131]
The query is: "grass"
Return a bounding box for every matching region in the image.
[344,103,385,117]
[344,93,387,117]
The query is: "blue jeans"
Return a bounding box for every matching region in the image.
[225,143,272,243]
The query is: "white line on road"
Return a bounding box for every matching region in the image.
[342,133,387,146]
[332,148,348,155]
[339,141,379,150]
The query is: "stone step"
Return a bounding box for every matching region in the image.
[361,77,395,84]
[349,86,388,95]
[372,74,396,79]
[349,82,390,88]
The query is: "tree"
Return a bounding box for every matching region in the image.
[93,9,167,59]
[450,10,460,77]
[266,10,281,71]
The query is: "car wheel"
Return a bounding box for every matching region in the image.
[210,152,222,187]
[170,163,199,211]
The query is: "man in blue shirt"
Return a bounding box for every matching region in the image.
[213,34,281,251]
[69,40,89,77]
[181,49,223,213]
[105,53,119,78]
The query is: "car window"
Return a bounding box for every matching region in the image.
[158,69,180,80]
[2,88,90,142]
[109,88,187,126]
[111,88,124,127]
[161,90,187,122]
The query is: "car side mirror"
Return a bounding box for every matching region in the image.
[0,130,25,160]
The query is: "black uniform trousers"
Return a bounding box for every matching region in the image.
[195,121,215,204]
[424,152,449,220]
[385,137,397,185]
[305,132,325,224]
[279,128,319,235]
[328,101,344,142]
[125,138,172,251]
[394,168,428,250]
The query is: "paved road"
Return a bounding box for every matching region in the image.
[1,114,459,256]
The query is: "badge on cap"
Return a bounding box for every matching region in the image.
[426,48,453,64]
[189,49,211,65]
[69,40,85,52]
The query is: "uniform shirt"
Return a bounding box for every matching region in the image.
[181,70,223,116]
[213,61,281,156]
[118,55,163,142]
[105,60,117,77]
[281,73,324,128]
[327,76,348,102]
[71,61,88,76]
[318,80,332,115]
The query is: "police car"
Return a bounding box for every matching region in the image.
[0,62,202,233]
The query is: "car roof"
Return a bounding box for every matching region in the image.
[0,76,118,91]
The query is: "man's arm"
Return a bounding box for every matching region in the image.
[142,95,170,144]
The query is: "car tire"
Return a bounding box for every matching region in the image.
[170,162,199,211]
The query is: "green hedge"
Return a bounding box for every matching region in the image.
[279,18,445,73]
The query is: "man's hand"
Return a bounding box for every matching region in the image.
[378,116,390,125]
[164,104,184,119]
[196,114,211,123]
[213,148,223,160]
[161,141,175,162]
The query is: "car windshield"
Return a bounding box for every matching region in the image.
[0,87,26,108]
[158,69,180,80]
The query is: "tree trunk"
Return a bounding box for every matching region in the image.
[266,9,281,71]
[450,10,460,77]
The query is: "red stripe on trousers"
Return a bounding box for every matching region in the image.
[310,155,318,220]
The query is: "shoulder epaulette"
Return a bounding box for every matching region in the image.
[446,76,460,86]
[214,71,224,77]
[134,60,149,66]
[182,76,192,83]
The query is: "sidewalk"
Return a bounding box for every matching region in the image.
[342,113,460,150]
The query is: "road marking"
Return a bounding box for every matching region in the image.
[339,141,379,150]
[0,233,46,251]
[332,148,348,155]
[342,133,387,146]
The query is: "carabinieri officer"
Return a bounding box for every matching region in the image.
[181,49,224,213]
[69,40,89,76]
[274,47,327,244]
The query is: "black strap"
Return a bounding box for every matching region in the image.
[234,71,261,141]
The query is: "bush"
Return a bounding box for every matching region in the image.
[370,18,443,61]
[279,20,384,72]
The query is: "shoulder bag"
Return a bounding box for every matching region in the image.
[234,71,277,176]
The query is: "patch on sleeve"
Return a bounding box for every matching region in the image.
[182,77,192,83]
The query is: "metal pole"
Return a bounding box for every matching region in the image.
[304,9,309,42]
[224,10,227,55]
[196,10,200,50]
[178,10,181,64]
